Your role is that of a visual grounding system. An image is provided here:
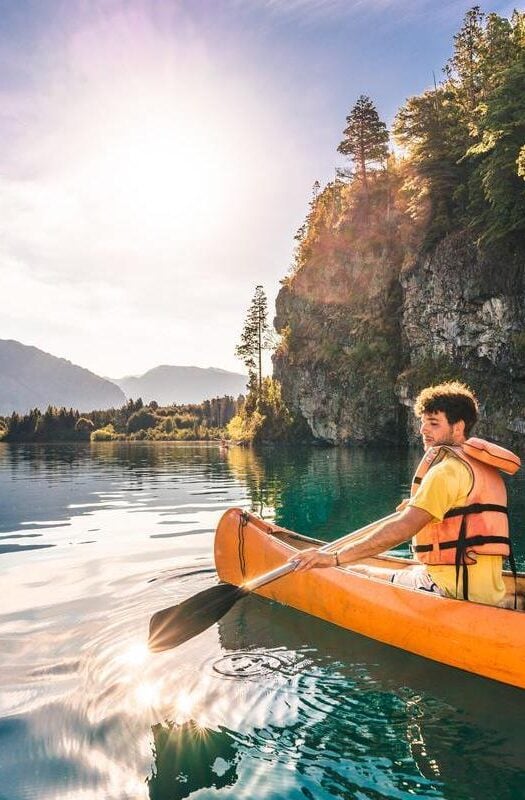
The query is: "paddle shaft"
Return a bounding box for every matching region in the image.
[244,511,399,592]
[148,510,401,652]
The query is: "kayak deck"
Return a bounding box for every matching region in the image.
[264,520,525,604]
[214,508,525,689]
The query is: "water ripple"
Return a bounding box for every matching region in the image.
[0,442,524,800]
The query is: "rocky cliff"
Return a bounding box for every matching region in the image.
[399,232,525,446]
[273,187,525,448]
[273,8,525,448]
[273,178,410,445]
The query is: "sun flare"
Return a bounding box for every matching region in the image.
[70,100,233,242]
[175,690,194,716]
[135,681,161,707]
[121,642,150,667]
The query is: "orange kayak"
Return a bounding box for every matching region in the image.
[214,508,525,689]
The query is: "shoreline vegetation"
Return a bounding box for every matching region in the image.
[0,396,241,444]
[0,378,302,445]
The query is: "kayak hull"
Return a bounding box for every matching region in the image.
[214,508,525,690]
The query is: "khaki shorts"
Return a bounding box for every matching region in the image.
[391,565,445,595]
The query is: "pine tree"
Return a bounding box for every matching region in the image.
[444,6,486,128]
[337,95,389,194]
[467,55,525,241]
[235,286,273,398]
[393,87,468,244]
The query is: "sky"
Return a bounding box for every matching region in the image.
[0,0,517,378]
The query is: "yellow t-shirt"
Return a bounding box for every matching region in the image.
[409,454,506,606]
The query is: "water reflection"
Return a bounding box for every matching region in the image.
[224,444,416,537]
[217,595,525,799]
[1,441,523,556]
[0,441,524,800]
[148,719,239,799]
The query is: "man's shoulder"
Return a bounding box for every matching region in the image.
[427,451,472,490]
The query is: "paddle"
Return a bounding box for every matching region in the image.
[148,511,399,652]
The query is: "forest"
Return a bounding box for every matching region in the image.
[290,7,524,275]
[0,395,243,443]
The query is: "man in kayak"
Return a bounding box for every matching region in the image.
[291,381,516,606]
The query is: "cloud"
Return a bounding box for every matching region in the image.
[232,0,458,24]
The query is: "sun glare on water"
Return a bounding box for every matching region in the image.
[175,690,195,716]
[135,681,162,707]
[121,642,150,667]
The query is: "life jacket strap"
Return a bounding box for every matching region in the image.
[413,534,511,553]
[508,538,518,609]
[444,503,508,518]
[456,516,469,600]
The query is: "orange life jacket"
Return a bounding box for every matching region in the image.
[410,438,520,599]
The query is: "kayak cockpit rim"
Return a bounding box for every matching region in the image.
[245,511,525,612]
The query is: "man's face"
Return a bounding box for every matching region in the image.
[419,411,463,450]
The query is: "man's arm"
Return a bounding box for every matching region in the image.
[290,506,433,572]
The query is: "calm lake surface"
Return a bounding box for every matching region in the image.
[0,442,524,800]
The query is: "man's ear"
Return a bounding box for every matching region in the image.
[452,419,466,442]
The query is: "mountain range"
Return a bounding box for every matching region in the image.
[0,339,247,415]
[111,365,247,406]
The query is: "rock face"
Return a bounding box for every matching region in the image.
[399,232,525,445]
[274,285,406,444]
[274,229,525,448]
[273,222,407,445]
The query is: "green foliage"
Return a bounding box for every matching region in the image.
[227,378,303,444]
[393,88,469,247]
[227,410,265,444]
[127,409,158,433]
[393,7,525,247]
[512,331,525,360]
[444,5,487,127]
[338,95,389,191]
[75,417,95,440]
[4,406,84,442]
[235,285,273,393]
[3,394,244,442]
[467,56,525,241]
[398,356,461,395]
[91,424,119,441]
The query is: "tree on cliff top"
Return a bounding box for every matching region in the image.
[337,95,389,194]
[235,285,273,398]
[394,8,524,247]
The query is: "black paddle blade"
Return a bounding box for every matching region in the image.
[148,583,248,652]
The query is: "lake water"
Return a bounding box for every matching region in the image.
[0,442,524,800]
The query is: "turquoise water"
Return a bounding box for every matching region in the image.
[0,442,524,800]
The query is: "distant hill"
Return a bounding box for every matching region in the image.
[0,339,126,415]
[112,365,247,405]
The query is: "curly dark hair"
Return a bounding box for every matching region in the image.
[414,381,478,436]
